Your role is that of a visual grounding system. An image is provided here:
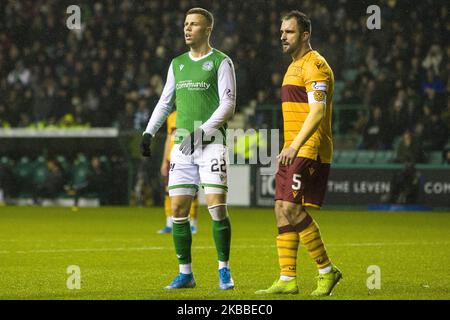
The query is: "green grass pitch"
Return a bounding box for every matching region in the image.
[0,206,449,300]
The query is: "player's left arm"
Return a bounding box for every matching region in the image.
[278,60,329,166]
[200,58,236,136]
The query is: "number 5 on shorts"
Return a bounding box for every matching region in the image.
[292,174,301,190]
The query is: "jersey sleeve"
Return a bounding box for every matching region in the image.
[303,58,331,92]
[303,58,331,105]
[199,57,236,136]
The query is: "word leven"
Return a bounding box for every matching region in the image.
[177,304,211,318]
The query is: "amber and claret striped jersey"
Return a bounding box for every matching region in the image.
[281,50,334,164]
[166,111,177,161]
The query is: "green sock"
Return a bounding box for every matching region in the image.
[172,220,192,264]
[212,217,231,262]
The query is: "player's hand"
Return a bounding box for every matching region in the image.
[140,133,153,157]
[277,147,298,166]
[179,128,205,155]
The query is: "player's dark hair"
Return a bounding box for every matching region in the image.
[186,8,214,28]
[282,10,312,34]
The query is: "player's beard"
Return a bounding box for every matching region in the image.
[283,42,300,55]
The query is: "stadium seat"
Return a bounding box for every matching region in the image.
[14,157,34,196]
[74,154,89,168]
[72,165,89,188]
[32,156,47,185]
[342,68,358,82]
[99,155,111,173]
[334,81,345,102]
[0,156,11,167]
[71,154,89,188]
[333,150,340,163]
[56,155,70,172]
[15,157,33,181]
[355,150,375,164]
[338,150,356,164]
[373,151,394,164]
[428,151,443,165]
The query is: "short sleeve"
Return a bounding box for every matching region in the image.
[303,59,331,93]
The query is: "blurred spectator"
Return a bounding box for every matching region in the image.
[388,162,421,204]
[134,99,150,130]
[444,148,450,165]
[422,44,443,75]
[360,106,390,150]
[118,102,136,130]
[422,113,449,151]
[7,61,31,86]
[394,131,425,164]
[0,0,446,150]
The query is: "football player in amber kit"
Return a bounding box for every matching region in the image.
[256,11,342,296]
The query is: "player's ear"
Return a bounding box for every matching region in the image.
[206,26,212,37]
[303,31,310,42]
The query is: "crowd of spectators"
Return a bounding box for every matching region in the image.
[0,0,448,155]
[0,153,129,205]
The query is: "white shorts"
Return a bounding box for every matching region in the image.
[168,143,229,197]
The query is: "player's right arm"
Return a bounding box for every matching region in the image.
[140,62,176,157]
[277,58,329,166]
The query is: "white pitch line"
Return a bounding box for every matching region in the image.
[0,241,449,255]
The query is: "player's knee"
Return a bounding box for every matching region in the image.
[280,204,293,219]
[275,201,283,212]
[208,203,228,221]
[171,201,190,218]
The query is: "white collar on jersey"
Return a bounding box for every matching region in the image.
[188,49,214,61]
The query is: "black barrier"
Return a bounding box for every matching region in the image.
[254,165,450,208]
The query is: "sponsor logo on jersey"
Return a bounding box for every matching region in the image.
[179,64,184,71]
[226,88,235,99]
[312,81,327,91]
[202,60,214,71]
[176,80,211,91]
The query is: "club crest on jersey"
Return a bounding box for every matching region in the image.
[202,61,213,71]
[313,91,325,102]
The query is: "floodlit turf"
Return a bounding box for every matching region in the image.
[0,206,449,300]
